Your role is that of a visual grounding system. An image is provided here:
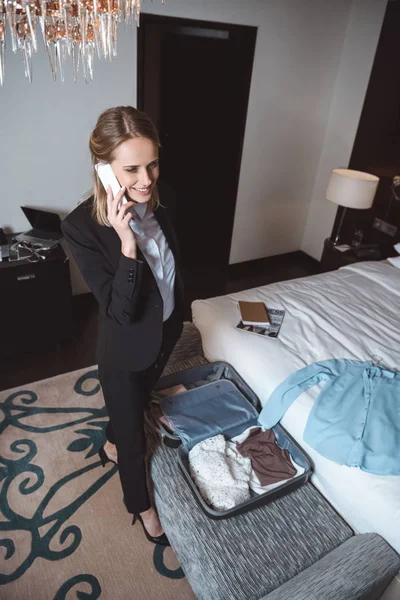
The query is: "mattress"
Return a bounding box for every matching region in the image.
[192,260,400,553]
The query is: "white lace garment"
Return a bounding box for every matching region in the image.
[188,434,252,510]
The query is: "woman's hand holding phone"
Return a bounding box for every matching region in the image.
[106,186,137,260]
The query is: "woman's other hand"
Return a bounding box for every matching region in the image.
[107,185,137,259]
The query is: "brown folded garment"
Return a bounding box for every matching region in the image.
[236,428,296,486]
[158,384,187,398]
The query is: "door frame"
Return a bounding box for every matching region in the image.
[137,13,257,266]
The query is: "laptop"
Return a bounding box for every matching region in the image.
[15,207,63,247]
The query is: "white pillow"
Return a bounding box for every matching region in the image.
[387,255,400,268]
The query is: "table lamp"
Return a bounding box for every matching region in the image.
[326,168,380,245]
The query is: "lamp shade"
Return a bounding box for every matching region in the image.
[326,168,379,209]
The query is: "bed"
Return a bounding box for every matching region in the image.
[191,260,400,555]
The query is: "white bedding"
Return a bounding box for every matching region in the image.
[192,261,400,552]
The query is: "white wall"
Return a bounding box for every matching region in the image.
[301,0,388,260]
[0,25,138,292]
[0,0,386,293]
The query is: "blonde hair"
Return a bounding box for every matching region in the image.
[88,106,161,225]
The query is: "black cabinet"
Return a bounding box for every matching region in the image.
[320,239,364,272]
[0,239,73,357]
[320,238,395,272]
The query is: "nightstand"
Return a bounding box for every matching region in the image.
[0,235,73,357]
[320,238,384,272]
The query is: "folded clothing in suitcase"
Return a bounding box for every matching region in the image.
[152,362,312,519]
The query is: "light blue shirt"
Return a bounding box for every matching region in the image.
[258,359,400,476]
[130,203,175,321]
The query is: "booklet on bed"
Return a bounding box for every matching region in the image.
[238,300,270,327]
[237,308,285,338]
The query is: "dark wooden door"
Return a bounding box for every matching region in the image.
[138,16,257,268]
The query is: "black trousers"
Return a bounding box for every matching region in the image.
[98,309,183,514]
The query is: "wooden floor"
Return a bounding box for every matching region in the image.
[0,251,320,392]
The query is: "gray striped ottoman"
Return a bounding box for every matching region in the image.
[147,323,399,600]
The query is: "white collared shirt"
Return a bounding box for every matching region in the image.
[130,203,176,321]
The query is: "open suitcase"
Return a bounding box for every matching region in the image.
[152,361,313,519]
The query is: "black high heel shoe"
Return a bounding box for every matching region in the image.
[98,445,118,467]
[132,513,170,546]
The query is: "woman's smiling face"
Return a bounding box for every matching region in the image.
[111,137,160,204]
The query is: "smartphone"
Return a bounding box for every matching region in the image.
[95,163,128,207]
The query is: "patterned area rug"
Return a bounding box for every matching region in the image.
[0,325,202,600]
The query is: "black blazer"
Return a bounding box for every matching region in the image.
[62,181,184,371]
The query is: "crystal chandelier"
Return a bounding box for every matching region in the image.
[0,0,163,85]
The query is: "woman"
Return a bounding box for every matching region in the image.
[62,106,184,546]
